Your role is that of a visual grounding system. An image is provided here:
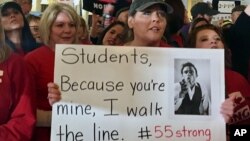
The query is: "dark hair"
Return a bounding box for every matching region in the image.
[115,7,129,18]
[1,2,38,53]
[14,0,33,4]
[187,24,223,47]
[232,5,246,13]
[190,17,209,33]
[186,24,232,68]
[27,0,33,4]
[165,0,185,30]
[191,2,219,18]
[28,0,33,4]
[97,21,128,45]
[181,62,198,76]
[164,14,182,46]
[0,14,11,63]
[163,0,185,47]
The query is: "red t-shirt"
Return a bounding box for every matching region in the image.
[0,53,36,140]
[225,69,250,125]
[25,46,55,141]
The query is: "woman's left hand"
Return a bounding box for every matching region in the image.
[47,82,61,106]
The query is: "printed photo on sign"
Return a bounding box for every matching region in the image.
[174,59,211,116]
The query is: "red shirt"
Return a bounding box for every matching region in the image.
[25,46,55,111]
[225,69,250,125]
[25,46,55,141]
[122,40,172,47]
[159,40,172,47]
[0,53,36,141]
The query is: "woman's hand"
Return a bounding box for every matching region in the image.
[221,94,236,123]
[47,82,61,106]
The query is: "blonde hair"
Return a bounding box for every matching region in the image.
[39,3,80,46]
[0,14,11,63]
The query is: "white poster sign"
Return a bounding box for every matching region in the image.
[51,45,226,141]
[218,1,235,13]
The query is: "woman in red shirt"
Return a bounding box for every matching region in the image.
[24,3,80,141]
[0,14,36,141]
[186,24,250,138]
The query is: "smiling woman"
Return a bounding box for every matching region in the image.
[23,3,81,141]
[38,3,80,50]
[97,21,128,45]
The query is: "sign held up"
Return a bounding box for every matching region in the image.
[51,45,226,141]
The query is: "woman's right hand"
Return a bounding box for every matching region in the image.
[47,82,61,106]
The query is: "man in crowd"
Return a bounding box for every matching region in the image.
[174,62,210,115]
[15,0,32,15]
[179,2,220,42]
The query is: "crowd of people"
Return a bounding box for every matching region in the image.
[0,0,249,140]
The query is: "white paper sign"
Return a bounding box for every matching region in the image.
[218,1,235,13]
[51,45,226,141]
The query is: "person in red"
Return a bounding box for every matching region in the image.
[24,3,80,141]
[0,14,36,141]
[187,24,250,138]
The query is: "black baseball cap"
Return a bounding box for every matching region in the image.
[129,0,173,16]
[191,2,219,18]
[0,1,22,14]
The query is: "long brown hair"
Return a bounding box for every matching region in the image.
[0,14,11,63]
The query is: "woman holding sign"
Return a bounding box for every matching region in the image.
[48,0,176,103]
[46,0,174,103]
[0,14,36,140]
[24,3,80,141]
[48,0,238,124]
[186,24,250,138]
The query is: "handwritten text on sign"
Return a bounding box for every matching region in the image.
[51,45,226,141]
